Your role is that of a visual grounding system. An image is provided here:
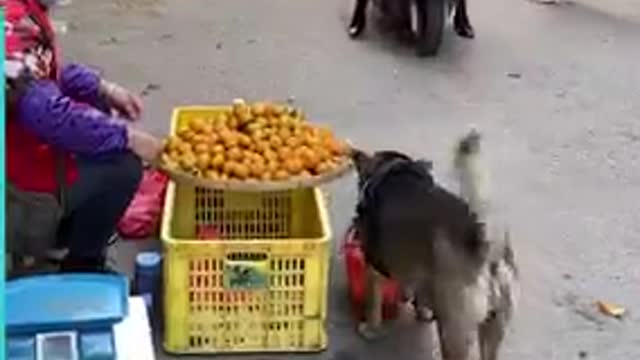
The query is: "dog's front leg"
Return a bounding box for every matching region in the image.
[453,0,475,38]
[358,265,385,339]
[436,316,475,360]
[348,0,369,38]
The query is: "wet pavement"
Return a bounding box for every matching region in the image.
[55,0,640,359]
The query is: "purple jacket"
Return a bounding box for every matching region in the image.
[16,63,129,156]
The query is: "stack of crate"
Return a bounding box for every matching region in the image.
[160,107,332,355]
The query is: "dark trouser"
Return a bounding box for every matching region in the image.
[58,151,143,271]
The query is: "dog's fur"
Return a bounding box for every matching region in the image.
[348,0,475,40]
[350,130,518,360]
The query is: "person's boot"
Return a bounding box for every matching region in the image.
[60,256,119,274]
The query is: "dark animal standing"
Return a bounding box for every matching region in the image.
[350,130,519,360]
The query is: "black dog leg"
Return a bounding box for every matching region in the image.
[453,0,475,39]
[349,0,370,38]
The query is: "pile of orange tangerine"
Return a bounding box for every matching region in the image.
[161,99,351,182]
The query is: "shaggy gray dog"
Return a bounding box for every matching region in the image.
[351,129,519,360]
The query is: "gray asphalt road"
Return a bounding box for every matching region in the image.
[56,0,640,359]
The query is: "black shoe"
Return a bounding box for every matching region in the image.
[453,15,475,39]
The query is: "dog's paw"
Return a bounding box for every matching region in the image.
[357,322,386,340]
[415,307,436,322]
[453,20,475,39]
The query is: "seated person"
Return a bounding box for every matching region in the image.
[5,0,163,272]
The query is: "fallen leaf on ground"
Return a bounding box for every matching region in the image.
[99,36,120,46]
[596,300,626,318]
[141,83,161,97]
[507,72,522,79]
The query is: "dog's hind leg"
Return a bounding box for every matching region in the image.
[358,265,385,339]
[478,313,506,360]
[453,0,475,39]
[348,0,369,38]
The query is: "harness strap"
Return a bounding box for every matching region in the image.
[358,156,431,210]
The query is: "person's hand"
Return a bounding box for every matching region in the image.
[101,80,143,121]
[127,127,163,163]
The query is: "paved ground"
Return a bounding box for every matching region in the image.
[573,0,640,21]
[55,0,640,359]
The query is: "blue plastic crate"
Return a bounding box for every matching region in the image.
[6,274,129,360]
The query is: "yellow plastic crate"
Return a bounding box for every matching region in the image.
[161,106,332,354]
[161,182,331,354]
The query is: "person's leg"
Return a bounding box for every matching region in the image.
[348,0,370,37]
[453,0,475,39]
[59,151,143,272]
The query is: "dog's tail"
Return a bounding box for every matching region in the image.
[454,127,491,219]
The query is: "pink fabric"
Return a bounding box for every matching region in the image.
[117,169,169,239]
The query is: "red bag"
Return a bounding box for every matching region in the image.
[117,169,169,239]
[343,225,402,322]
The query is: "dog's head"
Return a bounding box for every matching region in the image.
[350,148,433,189]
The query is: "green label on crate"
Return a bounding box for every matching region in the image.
[223,261,269,290]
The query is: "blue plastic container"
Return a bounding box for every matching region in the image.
[6,274,128,360]
[134,251,162,320]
